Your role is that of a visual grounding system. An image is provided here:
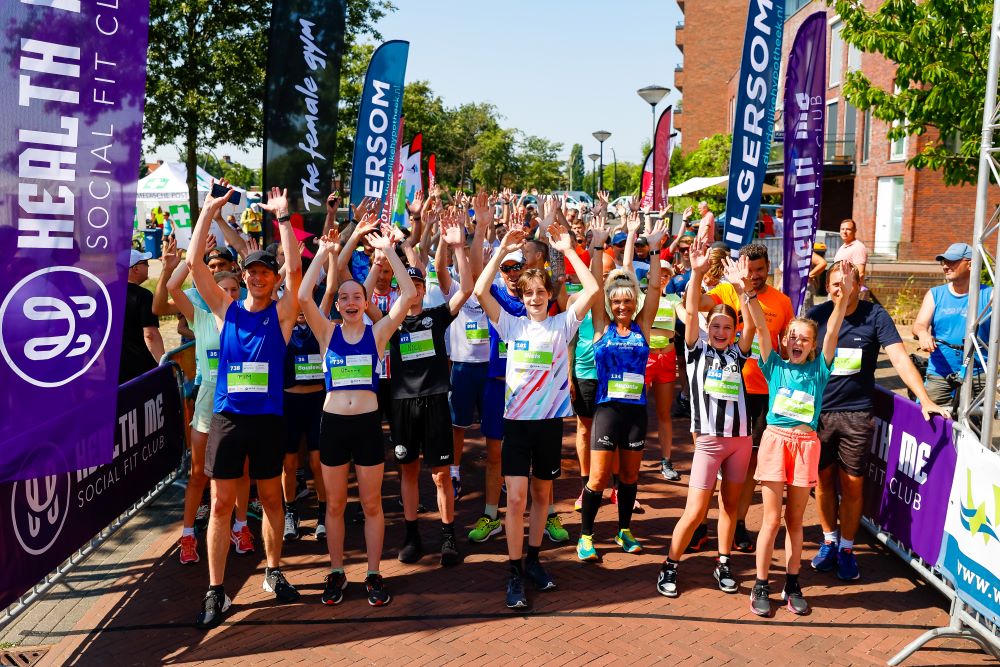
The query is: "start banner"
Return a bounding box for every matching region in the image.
[0,364,184,610]
[0,0,151,482]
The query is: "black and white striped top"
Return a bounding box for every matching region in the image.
[685,339,750,437]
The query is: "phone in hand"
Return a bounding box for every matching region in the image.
[210,183,241,206]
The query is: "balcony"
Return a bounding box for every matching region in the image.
[677,0,684,11]
[767,133,856,174]
[676,21,684,53]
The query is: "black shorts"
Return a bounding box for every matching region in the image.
[377,381,392,421]
[205,411,285,480]
[572,378,598,419]
[817,410,875,477]
[502,418,563,480]
[591,402,648,451]
[389,393,453,466]
[283,391,324,454]
[320,410,385,467]
[746,393,768,449]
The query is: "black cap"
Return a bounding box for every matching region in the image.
[407,266,425,281]
[635,236,649,246]
[205,247,234,264]
[242,250,280,273]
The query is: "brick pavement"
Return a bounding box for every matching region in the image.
[7,413,998,667]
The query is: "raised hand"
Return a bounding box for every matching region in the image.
[683,205,694,220]
[259,186,289,217]
[645,219,668,250]
[407,190,425,217]
[204,178,235,216]
[351,196,377,222]
[588,216,610,248]
[366,228,394,251]
[628,195,641,212]
[317,231,341,254]
[442,212,465,246]
[689,236,711,274]
[626,211,642,236]
[327,191,341,211]
[835,261,856,302]
[498,226,526,256]
[722,255,751,294]
[205,232,218,252]
[659,203,673,217]
[501,187,513,203]
[547,221,573,253]
[162,235,180,271]
[245,235,259,253]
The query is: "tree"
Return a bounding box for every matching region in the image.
[471,128,518,190]
[516,135,564,191]
[670,133,731,212]
[198,153,262,190]
[568,144,585,191]
[836,0,990,186]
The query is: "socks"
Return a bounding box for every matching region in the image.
[838,537,854,551]
[526,544,541,563]
[330,567,345,575]
[405,519,420,541]
[484,504,499,520]
[785,573,799,591]
[210,584,225,596]
[182,526,196,538]
[755,578,768,588]
[823,530,839,544]
[548,504,556,516]
[232,519,247,533]
[579,486,603,536]
[718,554,730,565]
[442,522,455,537]
[367,570,380,578]
[664,557,679,569]
[450,465,460,479]
[509,558,524,575]
[616,482,638,530]
[285,499,297,514]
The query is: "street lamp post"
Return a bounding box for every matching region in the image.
[637,85,671,147]
[592,130,611,193]
[610,148,618,199]
[587,153,600,197]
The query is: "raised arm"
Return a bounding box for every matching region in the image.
[445,213,474,316]
[298,232,338,349]
[723,256,762,357]
[371,228,418,352]
[638,219,667,338]
[470,191,492,279]
[260,187,302,330]
[166,261,196,322]
[152,235,181,316]
[475,226,525,325]
[623,211,641,275]
[214,210,248,260]
[322,191,341,237]
[823,260,855,366]
[187,180,236,321]
[336,197,378,281]
[685,237,711,348]
[319,245,339,319]
[551,222,598,322]
[588,216,611,335]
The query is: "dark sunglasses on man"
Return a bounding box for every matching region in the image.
[500,262,524,273]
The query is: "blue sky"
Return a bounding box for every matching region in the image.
[150,0,683,168]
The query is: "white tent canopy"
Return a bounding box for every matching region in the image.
[667,175,782,198]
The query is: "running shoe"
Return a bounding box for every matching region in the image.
[713,560,738,593]
[656,563,679,598]
[231,526,255,554]
[195,588,231,630]
[661,459,681,481]
[810,541,838,572]
[321,571,347,605]
[686,523,709,553]
[314,521,327,541]
[283,511,300,541]
[544,514,569,543]
[179,534,199,565]
[468,515,502,543]
[672,393,690,418]
[614,528,643,554]
[247,498,263,521]
[632,498,645,514]
[263,568,300,603]
[452,476,462,500]
[782,580,809,615]
[440,531,460,567]
[398,536,424,564]
[576,534,599,562]
[194,504,210,528]
[365,573,392,607]
[524,559,556,591]
[750,581,772,617]
[837,548,861,581]
[505,572,528,609]
[574,491,583,512]
[732,521,755,553]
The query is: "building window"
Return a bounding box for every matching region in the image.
[848,44,861,73]
[943,130,962,154]
[826,100,839,161]
[889,121,907,161]
[862,109,871,163]
[843,101,857,159]
[875,176,905,258]
[830,21,844,87]
[785,0,812,17]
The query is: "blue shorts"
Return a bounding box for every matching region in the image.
[450,361,489,427]
[481,378,505,441]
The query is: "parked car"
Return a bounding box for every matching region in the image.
[550,190,594,207]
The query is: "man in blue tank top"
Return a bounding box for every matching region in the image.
[188,182,303,630]
[913,242,991,408]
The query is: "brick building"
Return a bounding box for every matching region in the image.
[677,0,991,263]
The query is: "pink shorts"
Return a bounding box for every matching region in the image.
[689,434,753,490]
[645,348,677,384]
[755,425,820,488]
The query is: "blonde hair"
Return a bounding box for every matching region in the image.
[787,317,819,362]
[705,247,728,282]
[604,268,641,319]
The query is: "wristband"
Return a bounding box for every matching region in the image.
[592,244,605,250]
[743,292,757,301]
[277,214,291,223]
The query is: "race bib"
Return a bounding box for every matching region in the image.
[465,321,488,344]
[399,329,435,361]
[654,296,678,331]
[327,353,373,388]
[773,387,816,423]
[427,270,438,285]
[510,339,553,371]
[750,338,761,361]
[566,283,583,294]
[227,361,269,393]
[608,371,645,401]
[206,349,220,382]
[705,367,741,401]
[294,354,323,381]
[832,347,863,376]
[498,340,508,359]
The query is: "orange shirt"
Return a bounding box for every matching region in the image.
[709,282,793,394]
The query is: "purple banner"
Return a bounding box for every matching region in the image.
[863,387,956,564]
[0,364,183,610]
[782,12,825,316]
[0,1,150,482]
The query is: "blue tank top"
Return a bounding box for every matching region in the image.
[594,322,650,405]
[324,323,380,394]
[574,312,598,380]
[927,284,992,377]
[284,323,323,388]
[488,283,527,377]
[215,300,286,415]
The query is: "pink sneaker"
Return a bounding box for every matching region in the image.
[574,491,583,512]
[231,525,255,554]
[179,534,199,564]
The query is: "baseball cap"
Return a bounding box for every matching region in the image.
[611,231,628,246]
[205,247,235,264]
[659,258,672,270]
[242,250,280,273]
[635,236,649,246]
[501,250,525,265]
[129,249,152,267]
[935,242,972,262]
[407,266,425,282]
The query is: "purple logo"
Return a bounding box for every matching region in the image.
[0,267,112,388]
[10,471,72,556]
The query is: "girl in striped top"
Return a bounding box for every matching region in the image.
[656,236,758,599]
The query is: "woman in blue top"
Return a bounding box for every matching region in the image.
[741,256,854,618]
[576,218,667,561]
[299,223,416,608]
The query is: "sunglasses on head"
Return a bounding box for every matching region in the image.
[500,262,524,273]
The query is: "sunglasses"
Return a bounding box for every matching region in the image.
[500,262,524,273]
[614,241,627,248]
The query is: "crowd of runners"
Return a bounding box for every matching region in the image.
[157,181,965,630]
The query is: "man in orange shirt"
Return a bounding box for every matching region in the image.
[700,242,793,552]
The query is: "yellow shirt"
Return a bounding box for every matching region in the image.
[240,208,262,233]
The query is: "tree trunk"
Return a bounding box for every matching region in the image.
[185,122,199,223]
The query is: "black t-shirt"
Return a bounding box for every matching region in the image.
[389,303,455,399]
[119,282,159,383]
[808,299,902,413]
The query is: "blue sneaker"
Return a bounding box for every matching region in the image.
[810,541,838,572]
[837,548,860,580]
[576,535,599,562]
[505,571,527,609]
